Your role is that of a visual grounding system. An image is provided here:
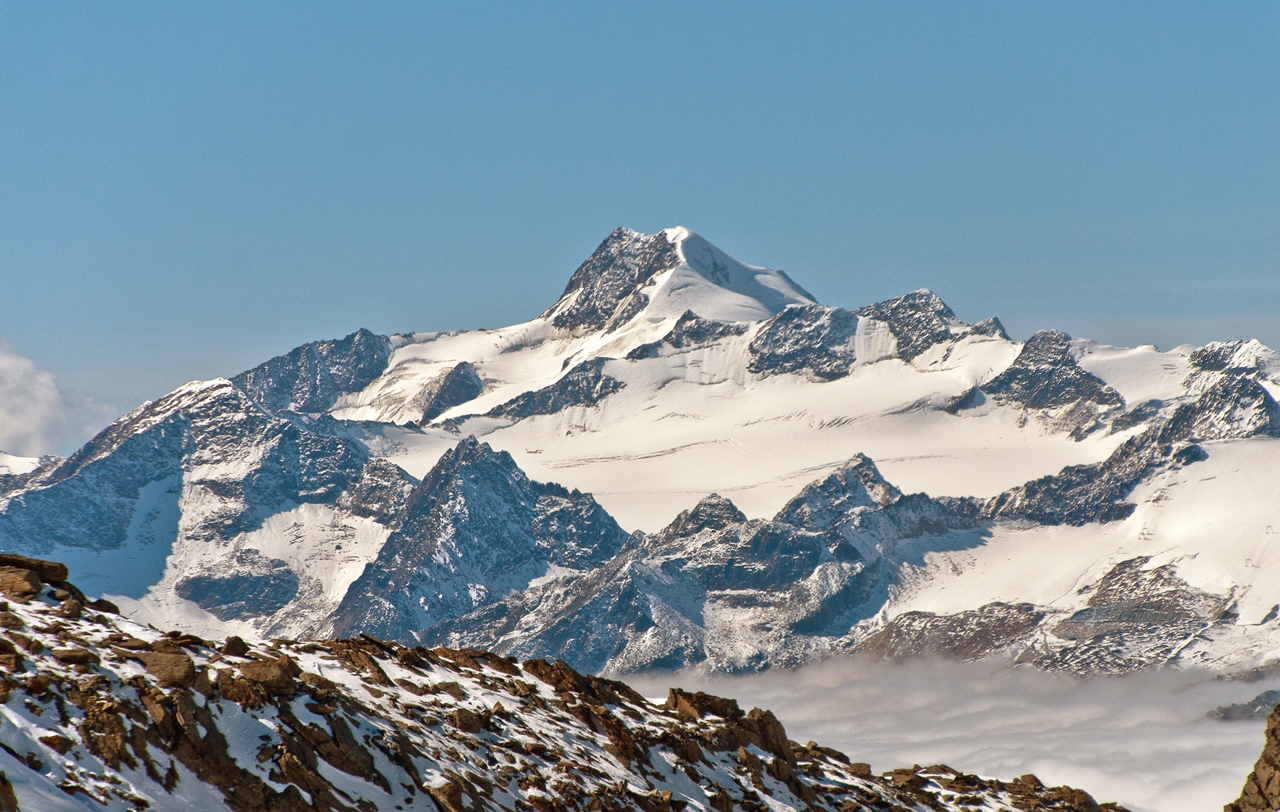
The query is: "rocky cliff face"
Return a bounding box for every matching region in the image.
[332,437,627,640]
[1227,700,1280,812]
[0,379,370,554]
[542,227,682,334]
[419,457,971,674]
[0,557,1127,812]
[233,328,392,415]
[483,358,625,423]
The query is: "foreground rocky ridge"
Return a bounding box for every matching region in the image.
[1228,700,1280,811]
[0,557,1125,812]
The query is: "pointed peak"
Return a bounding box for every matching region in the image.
[661,493,747,538]
[541,226,818,335]
[773,454,902,531]
[852,290,966,362]
[541,228,681,334]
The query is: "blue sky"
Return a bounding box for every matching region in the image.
[2,2,1278,422]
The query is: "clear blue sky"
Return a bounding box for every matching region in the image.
[3,2,1278,410]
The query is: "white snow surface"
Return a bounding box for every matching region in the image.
[0,451,39,476]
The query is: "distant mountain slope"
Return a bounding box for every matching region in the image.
[1,225,1278,680]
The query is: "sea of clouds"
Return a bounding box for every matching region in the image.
[0,343,114,458]
[625,656,1276,812]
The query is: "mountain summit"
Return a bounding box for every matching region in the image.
[541,226,816,334]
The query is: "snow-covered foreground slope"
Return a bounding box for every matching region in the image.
[0,557,1128,812]
[0,225,1278,680]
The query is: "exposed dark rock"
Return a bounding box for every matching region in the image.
[1227,701,1280,811]
[542,227,681,334]
[1182,375,1280,439]
[135,651,197,688]
[0,555,67,583]
[0,568,41,603]
[1031,557,1234,675]
[852,289,961,362]
[979,330,1123,411]
[0,380,371,555]
[1209,690,1280,721]
[626,311,749,360]
[658,494,746,538]
[413,362,484,424]
[773,454,902,531]
[232,327,392,414]
[748,305,859,381]
[981,363,1277,527]
[175,550,301,622]
[1189,339,1265,373]
[337,457,418,526]
[421,456,967,674]
[333,437,627,640]
[858,603,1045,660]
[484,358,624,421]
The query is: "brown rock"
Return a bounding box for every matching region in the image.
[238,657,297,695]
[24,674,50,695]
[8,634,40,655]
[708,792,733,812]
[192,667,215,697]
[86,597,119,615]
[137,651,196,688]
[847,762,873,778]
[450,707,486,733]
[221,636,250,657]
[0,771,16,812]
[52,648,99,666]
[0,613,24,631]
[664,687,743,720]
[0,555,68,583]
[0,568,41,602]
[59,599,83,619]
[39,734,73,754]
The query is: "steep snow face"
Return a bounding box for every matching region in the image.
[642,227,817,324]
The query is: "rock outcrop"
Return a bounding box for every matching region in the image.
[1227,700,1280,811]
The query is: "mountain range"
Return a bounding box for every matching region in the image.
[1,225,1278,678]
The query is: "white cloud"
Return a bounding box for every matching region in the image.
[0,343,115,457]
[624,656,1273,812]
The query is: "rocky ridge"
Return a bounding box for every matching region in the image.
[0,557,1126,812]
[419,457,974,673]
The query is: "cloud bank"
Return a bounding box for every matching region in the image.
[624,657,1274,812]
[0,343,115,458]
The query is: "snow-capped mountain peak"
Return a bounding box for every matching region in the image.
[541,226,816,336]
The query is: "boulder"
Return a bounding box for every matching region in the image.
[52,648,99,665]
[0,568,40,602]
[221,636,250,657]
[238,657,298,695]
[137,651,196,688]
[0,555,67,583]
